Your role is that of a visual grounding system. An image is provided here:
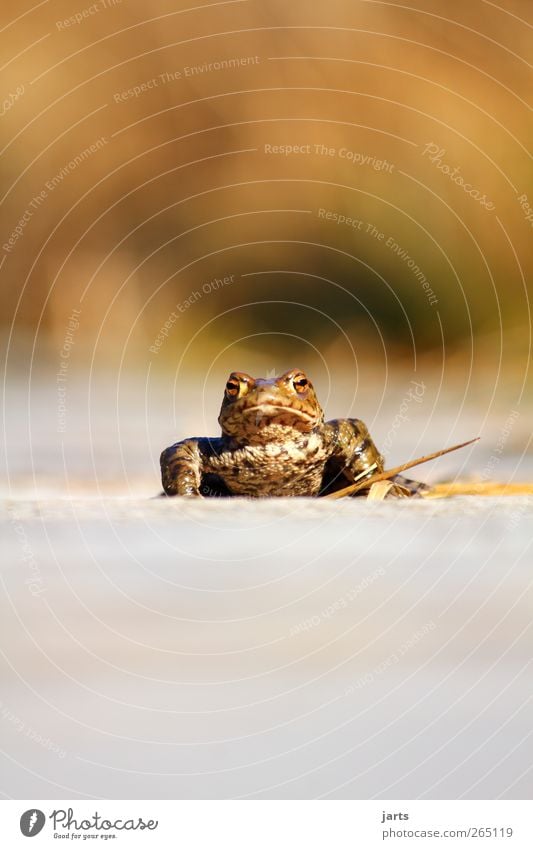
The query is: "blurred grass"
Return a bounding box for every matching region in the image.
[425,482,533,497]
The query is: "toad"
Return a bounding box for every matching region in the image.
[160,369,424,497]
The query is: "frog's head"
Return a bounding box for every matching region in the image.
[218,369,324,443]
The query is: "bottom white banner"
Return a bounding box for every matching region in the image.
[0,800,531,848]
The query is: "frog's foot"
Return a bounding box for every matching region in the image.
[160,439,203,496]
[388,475,430,497]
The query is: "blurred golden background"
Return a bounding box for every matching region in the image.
[1,0,532,489]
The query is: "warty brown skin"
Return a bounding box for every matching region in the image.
[160,369,421,498]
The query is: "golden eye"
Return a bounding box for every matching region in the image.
[293,375,309,393]
[225,379,240,398]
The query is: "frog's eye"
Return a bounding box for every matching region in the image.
[292,375,309,393]
[225,378,241,398]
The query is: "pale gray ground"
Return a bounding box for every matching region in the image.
[2,496,532,800]
[1,372,532,799]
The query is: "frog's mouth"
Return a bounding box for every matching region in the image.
[243,404,316,425]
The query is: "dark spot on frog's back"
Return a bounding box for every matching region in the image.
[355,437,372,456]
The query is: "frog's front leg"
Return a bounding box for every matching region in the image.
[321,418,384,493]
[160,438,209,496]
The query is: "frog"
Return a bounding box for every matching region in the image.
[160,369,426,498]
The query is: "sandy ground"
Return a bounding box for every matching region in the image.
[2,494,532,800]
